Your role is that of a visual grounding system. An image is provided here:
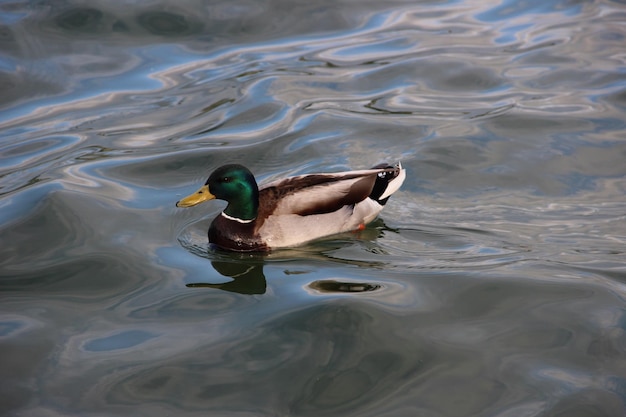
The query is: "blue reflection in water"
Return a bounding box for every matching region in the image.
[0,320,24,337]
[83,330,159,352]
[476,0,584,22]
[493,23,534,44]
[1,0,626,416]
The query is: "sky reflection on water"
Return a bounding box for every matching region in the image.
[1,0,626,416]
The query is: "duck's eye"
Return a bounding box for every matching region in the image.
[222,176,231,183]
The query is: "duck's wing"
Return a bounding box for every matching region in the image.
[257,168,394,218]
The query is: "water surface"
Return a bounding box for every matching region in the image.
[1,0,626,416]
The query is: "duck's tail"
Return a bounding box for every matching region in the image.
[368,162,406,205]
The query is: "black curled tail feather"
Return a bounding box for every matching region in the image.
[368,163,402,205]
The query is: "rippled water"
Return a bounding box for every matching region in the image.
[1,0,626,416]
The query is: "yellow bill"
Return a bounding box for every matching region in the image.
[176,185,215,207]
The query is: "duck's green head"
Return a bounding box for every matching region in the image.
[176,164,259,221]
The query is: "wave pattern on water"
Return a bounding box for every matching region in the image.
[1,0,626,416]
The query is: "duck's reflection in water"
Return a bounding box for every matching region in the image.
[187,260,385,296]
[187,260,267,295]
[183,221,391,295]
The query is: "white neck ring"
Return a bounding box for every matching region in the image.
[221,211,255,223]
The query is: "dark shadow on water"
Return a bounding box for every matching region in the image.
[308,280,381,293]
[53,6,201,36]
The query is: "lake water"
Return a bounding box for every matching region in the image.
[1,0,625,416]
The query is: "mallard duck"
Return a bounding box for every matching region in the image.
[176,163,406,251]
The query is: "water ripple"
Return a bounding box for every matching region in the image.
[2,1,626,416]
